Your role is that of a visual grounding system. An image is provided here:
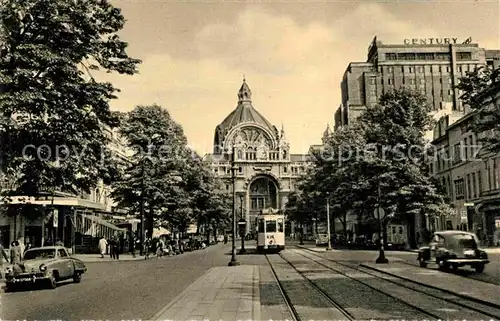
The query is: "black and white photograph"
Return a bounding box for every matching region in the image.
[0,0,499,320]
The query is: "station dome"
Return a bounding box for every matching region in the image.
[213,79,278,152]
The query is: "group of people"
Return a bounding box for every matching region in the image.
[98,235,122,259]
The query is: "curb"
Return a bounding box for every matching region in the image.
[360,263,500,310]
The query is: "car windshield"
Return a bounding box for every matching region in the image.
[23,249,56,260]
[448,234,478,249]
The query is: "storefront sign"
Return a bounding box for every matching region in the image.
[404,38,459,45]
[464,203,474,207]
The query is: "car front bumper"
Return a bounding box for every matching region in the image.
[6,273,49,285]
[446,259,489,264]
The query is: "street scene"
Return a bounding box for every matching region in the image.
[1,0,500,320]
[2,241,499,320]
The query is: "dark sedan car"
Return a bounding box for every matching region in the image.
[417,231,489,273]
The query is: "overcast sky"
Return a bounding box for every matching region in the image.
[101,0,500,155]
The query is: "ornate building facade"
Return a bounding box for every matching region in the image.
[204,80,311,234]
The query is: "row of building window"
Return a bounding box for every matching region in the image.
[381,64,478,74]
[385,52,472,61]
[445,159,500,201]
[434,134,477,172]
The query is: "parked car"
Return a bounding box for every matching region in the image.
[4,246,87,291]
[416,231,489,273]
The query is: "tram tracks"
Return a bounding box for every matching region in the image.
[293,247,500,320]
[264,253,355,321]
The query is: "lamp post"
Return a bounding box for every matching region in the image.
[376,179,388,264]
[228,146,240,266]
[326,194,332,251]
[239,195,246,254]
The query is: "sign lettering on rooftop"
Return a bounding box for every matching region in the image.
[403,37,472,45]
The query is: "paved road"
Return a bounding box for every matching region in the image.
[387,250,500,285]
[1,244,232,321]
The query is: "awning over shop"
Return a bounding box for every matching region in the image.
[153,227,170,237]
[6,196,105,210]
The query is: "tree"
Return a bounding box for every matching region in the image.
[111,105,188,238]
[353,88,452,246]
[456,66,500,153]
[0,0,140,204]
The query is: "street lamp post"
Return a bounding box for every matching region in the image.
[239,195,246,254]
[326,195,332,251]
[376,180,388,264]
[228,147,240,266]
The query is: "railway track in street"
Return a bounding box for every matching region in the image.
[295,247,500,320]
[265,253,355,321]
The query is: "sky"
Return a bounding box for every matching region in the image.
[100,0,500,155]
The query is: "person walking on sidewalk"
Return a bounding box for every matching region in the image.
[112,235,120,260]
[128,232,136,258]
[98,236,107,259]
[144,238,151,260]
[10,241,22,264]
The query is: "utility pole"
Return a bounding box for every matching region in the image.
[376,179,388,264]
[228,146,240,266]
[326,194,332,251]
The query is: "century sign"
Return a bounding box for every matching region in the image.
[403,38,470,45]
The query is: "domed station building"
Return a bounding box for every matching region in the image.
[203,79,312,235]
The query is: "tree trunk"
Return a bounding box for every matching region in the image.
[212,226,217,243]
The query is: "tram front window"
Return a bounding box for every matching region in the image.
[266,220,277,233]
[277,218,284,232]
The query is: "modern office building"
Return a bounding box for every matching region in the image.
[204,79,312,234]
[335,36,500,130]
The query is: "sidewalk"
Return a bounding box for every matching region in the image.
[361,262,500,308]
[72,254,146,262]
[151,265,260,321]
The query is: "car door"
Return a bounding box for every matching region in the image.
[57,249,73,278]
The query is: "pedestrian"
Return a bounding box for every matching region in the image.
[129,233,136,258]
[98,236,107,259]
[10,241,22,264]
[18,238,25,255]
[112,235,120,260]
[108,237,114,259]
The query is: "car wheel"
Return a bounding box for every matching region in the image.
[5,283,15,292]
[475,264,485,273]
[73,272,82,283]
[419,258,427,268]
[47,272,57,289]
[437,260,447,271]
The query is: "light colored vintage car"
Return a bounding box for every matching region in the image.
[5,246,87,291]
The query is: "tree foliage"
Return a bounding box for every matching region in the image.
[286,88,452,244]
[456,66,500,153]
[111,105,230,237]
[0,0,141,200]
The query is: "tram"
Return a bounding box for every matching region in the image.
[256,209,285,253]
